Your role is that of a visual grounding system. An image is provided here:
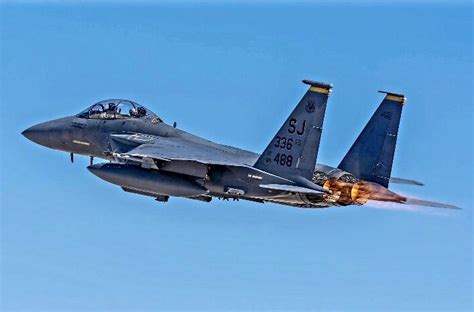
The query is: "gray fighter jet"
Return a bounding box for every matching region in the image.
[22,80,458,209]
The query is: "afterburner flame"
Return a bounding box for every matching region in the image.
[350,182,370,205]
[322,179,407,206]
[323,179,353,205]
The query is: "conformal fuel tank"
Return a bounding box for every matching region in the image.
[87,163,208,198]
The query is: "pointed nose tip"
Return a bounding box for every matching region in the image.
[23,117,72,149]
[21,128,29,138]
[22,122,55,147]
[22,125,43,144]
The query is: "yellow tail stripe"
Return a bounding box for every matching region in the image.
[385,94,405,103]
[309,86,331,94]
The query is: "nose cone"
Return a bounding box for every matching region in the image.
[22,123,49,146]
[22,117,71,149]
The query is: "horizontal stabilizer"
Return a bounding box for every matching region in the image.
[369,197,460,210]
[259,184,326,195]
[389,177,424,186]
[402,197,460,209]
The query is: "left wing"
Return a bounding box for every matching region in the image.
[110,133,258,167]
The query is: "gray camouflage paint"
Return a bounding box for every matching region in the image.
[22,81,458,209]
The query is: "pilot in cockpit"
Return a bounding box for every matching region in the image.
[77,99,158,121]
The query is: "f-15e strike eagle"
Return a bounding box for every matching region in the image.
[22,80,458,209]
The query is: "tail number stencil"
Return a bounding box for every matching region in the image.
[288,118,306,135]
[274,136,293,150]
[274,153,293,167]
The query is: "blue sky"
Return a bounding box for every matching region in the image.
[1,2,472,311]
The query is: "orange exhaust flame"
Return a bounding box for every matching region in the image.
[323,179,407,206]
[351,182,370,205]
[353,181,406,203]
[321,179,459,213]
[323,179,353,205]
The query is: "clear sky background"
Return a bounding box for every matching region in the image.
[1,1,472,311]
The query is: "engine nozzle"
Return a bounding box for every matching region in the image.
[322,179,406,206]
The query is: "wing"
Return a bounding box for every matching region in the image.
[110,133,257,167]
[109,133,329,195]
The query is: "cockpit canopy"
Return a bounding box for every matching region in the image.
[77,99,160,121]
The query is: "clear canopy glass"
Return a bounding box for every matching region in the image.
[77,99,160,121]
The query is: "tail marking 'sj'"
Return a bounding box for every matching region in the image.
[254,80,332,180]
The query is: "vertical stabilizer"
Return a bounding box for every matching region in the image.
[338,91,405,187]
[254,80,332,180]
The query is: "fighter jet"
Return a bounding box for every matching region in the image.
[22,80,458,209]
